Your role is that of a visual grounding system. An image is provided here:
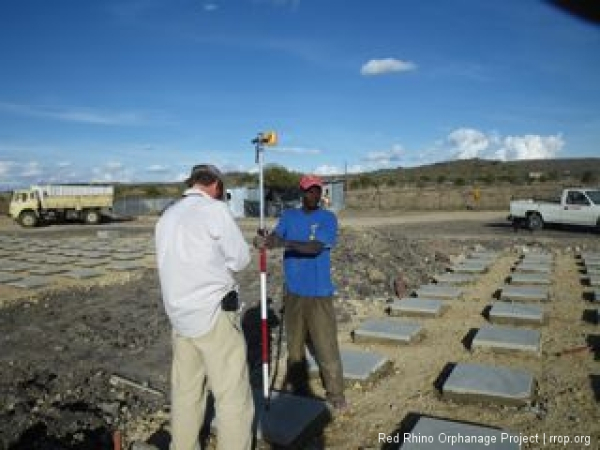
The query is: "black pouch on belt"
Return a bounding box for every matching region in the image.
[221,290,239,312]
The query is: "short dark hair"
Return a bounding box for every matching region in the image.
[185,164,223,188]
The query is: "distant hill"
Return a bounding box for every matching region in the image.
[1,158,598,209]
[344,157,600,187]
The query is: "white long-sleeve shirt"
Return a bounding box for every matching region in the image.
[155,188,250,337]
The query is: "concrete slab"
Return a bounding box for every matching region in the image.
[353,319,424,344]
[97,230,121,239]
[19,254,44,263]
[434,272,477,285]
[513,263,552,274]
[500,285,549,302]
[29,266,69,275]
[587,275,600,287]
[44,256,70,265]
[0,272,22,283]
[308,348,391,384]
[73,259,107,268]
[63,268,104,279]
[470,251,500,259]
[401,416,521,450]
[509,273,551,286]
[0,261,31,272]
[252,390,330,448]
[106,262,146,271]
[585,267,600,276]
[441,363,535,406]
[472,325,541,354]
[450,262,488,274]
[79,251,108,259]
[521,254,553,263]
[389,297,447,317]
[578,251,600,260]
[112,253,143,261]
[488,302,546,326]
[7,276,52,289]
[415,284,462,300]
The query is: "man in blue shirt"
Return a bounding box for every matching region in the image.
[256,174,346,410]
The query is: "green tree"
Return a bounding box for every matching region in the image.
[144,185,162,198]
[264,164,300,189]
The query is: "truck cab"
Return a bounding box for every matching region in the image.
[563,189,600,226]
[9,189,41,227]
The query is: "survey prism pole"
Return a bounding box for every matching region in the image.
[253,133,272,404]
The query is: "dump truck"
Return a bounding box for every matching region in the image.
[9,184,114,227]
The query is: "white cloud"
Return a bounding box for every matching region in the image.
[106,161,124,170]
[203,3,219,12]
[0,101,152,126]
[271,146,321,155]
[91,162,133,183]
[253,0,301,10]
[360,58,417,76]
[446,127,564,161]
[0,160,14,177]
[495,134,564,161]
[314,164,342,176]
[314,163,364,176]
[448,128,491,159]
[21,162,42,178]
[146,164,169,173]
[362,144,403,164]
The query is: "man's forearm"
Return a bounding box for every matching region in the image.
[284,240,324,255]
[264,233,324,255]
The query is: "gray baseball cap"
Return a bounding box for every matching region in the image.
[185,164,224,187]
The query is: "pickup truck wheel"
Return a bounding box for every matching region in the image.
[19,211,38,227]
[84,210,101,225]
[528,213,544,231]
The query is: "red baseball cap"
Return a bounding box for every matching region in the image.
[299,174,324,190]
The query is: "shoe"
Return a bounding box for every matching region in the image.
[332,398,349,411]
[326,395,349,412]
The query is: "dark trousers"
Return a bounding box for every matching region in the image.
[283,292,344,401]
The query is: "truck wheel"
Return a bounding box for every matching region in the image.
[84,210,101,225]
[528,213,544,231]
[19,211,38,227]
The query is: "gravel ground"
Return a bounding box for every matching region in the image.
[0,212,599,449]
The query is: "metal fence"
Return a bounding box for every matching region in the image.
[113,196,177,217]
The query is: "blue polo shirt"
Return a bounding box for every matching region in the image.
[273,207,337,297]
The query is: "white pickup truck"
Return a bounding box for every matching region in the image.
[508,187,600,231]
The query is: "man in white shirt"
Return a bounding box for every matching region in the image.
[155,164,253,450]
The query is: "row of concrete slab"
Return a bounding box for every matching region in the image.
[283,249,598,449]
[0,233,155,290]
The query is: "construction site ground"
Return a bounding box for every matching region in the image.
[0,211,599,450]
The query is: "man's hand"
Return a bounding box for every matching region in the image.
[252,234,267,249]
[253,231,285,249]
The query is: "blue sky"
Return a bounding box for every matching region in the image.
[0,0,599,189]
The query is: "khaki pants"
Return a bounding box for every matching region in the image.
[170,312,254,450]
[283,292,344,402]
